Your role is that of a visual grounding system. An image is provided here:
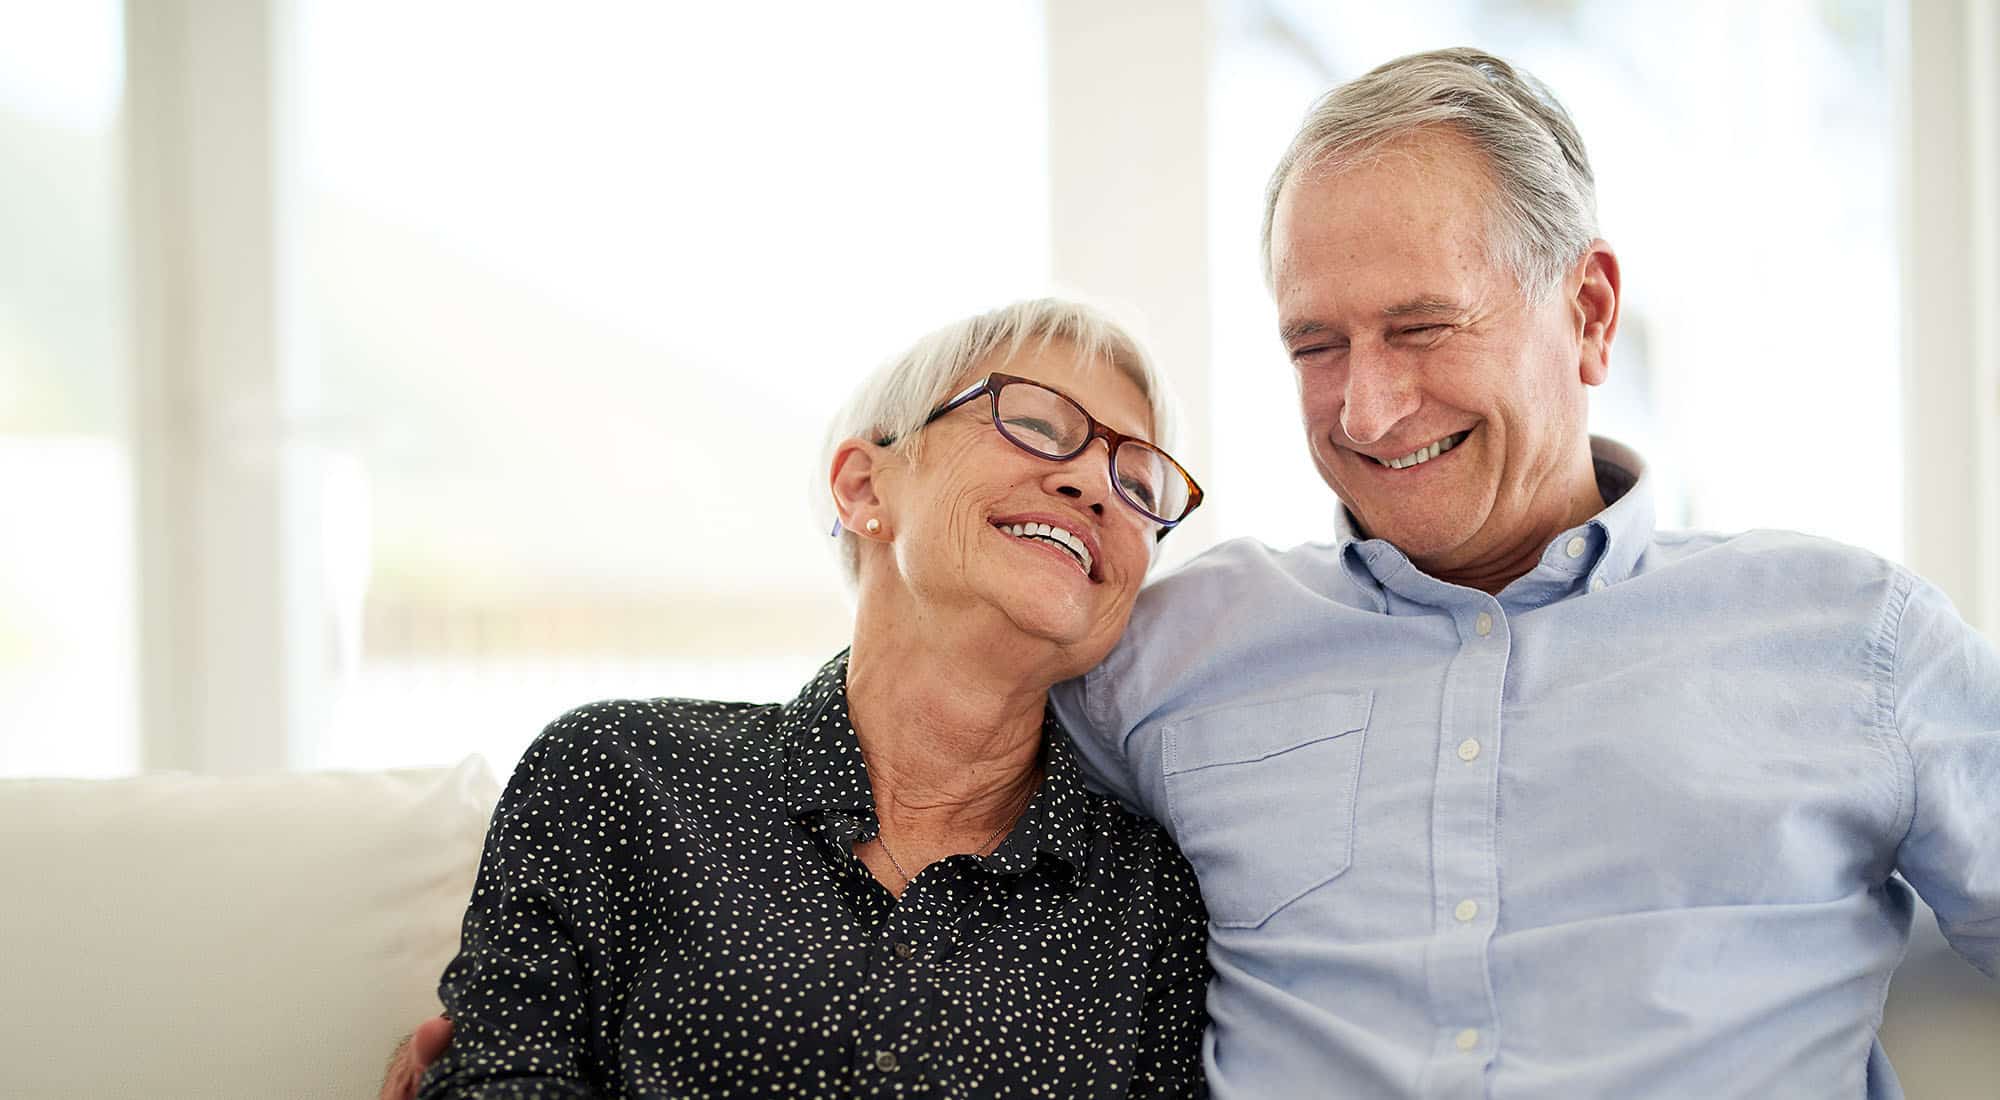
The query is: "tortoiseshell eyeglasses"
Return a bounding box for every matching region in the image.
[890,372,1203,538]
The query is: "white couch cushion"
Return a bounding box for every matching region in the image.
[0,757,498,1100]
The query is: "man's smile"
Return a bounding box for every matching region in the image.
[1356,429,1473,471]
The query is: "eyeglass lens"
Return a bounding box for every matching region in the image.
[992,382,1191,522]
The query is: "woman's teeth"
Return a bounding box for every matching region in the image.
[1375,430,1470,470]
[1000,522,1092,575]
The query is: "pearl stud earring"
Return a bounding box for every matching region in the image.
[865,518,881,534]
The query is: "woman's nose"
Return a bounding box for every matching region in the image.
[1043,448,1111,516]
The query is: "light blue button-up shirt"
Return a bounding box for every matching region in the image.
[1052,438,1999,1099]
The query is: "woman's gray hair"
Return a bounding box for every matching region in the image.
[1260,47,1598,302]
[817,297,1177,584]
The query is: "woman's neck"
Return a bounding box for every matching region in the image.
[843,617,1050,840]
[844,592,1064,840]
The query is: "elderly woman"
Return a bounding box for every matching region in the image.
[411,300,1210,1099]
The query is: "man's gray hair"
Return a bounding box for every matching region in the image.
[817,298,1177,583]
[1261,47,1598,301]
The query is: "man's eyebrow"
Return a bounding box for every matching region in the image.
[1282,298,1465,344]
[1381,296,1464,318]
[1279,319,1332,346]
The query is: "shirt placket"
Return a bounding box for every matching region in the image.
[1420,594,1509,1098]
[852,865,968,1096]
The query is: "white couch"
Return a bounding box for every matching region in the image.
[0,760,498,1100]
[0,762,1994,1098]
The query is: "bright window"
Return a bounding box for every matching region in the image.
[293,2,1051,772]
[0,0,135,777]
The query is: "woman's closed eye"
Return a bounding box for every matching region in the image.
[1001,415,1065,445]
[1118,474,1159,511]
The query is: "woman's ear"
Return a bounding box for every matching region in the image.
[829,437,895,540]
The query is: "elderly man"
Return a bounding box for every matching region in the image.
[389,47,1996,1100]
[1053,48,1998,1099]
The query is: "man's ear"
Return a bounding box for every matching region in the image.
[829,437,894,540]
[1571,240,1621,387]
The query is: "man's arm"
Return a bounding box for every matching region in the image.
[1890,573,2000,977]
[379,1016,453,1100]
[1051,673,1148,813]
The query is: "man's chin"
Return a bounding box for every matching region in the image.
[1347,507,1474,561]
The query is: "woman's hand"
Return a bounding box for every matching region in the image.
[379,1015,453,1100]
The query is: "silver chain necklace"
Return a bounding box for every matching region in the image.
[873,778,1037,889]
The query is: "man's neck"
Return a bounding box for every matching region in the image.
[1411,458,1610,596]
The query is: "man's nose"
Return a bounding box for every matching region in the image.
[1339,347,1420,446]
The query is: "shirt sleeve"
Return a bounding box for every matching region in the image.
[419,728,602,1099]
[1053,539,1277,831]
[1889,572,2000,979]
[1051,672,1143,812]
[1052,656,1172,825]
[1126,846,1213,1099]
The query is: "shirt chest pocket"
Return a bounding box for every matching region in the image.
[1160,690,1372,928]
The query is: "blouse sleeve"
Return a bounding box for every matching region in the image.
[419,726,603,1099]
[1128,845,1213,1099]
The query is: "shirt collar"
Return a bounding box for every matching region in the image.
[777,651,1092,874]
[1334,435,1654,605]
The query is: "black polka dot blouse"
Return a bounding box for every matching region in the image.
[418,652,1211,1099]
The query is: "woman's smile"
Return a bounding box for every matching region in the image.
[990,515,1099,580]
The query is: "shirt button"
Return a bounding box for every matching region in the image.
[1591,576,1607,592]
[1455,1028,1480,1052]
[1474,612,1494,637]
[1565,535,1587,558]
[1456,738,1481,762]
[874,1051,900,1072]
[893,942,916,960]
[1454,899,1479,922]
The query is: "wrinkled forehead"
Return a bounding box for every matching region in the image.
[1271,141,1507,320]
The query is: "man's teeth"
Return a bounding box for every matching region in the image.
[1376,431,1469,470]
[1000,522,1092,575]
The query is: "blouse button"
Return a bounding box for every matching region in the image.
[893,942,916,961]
[874,1050,900,1072]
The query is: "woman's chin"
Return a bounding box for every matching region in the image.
[995,605,1119,672]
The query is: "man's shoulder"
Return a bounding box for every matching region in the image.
[1637,526,1923,642]
[1645,525,1909,592]
[1133,534,1346,624]
[1072,536,1356,733]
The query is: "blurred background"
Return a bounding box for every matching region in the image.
[3,0,1996,779]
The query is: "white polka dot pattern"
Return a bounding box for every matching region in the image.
[419,652,1211,1098]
